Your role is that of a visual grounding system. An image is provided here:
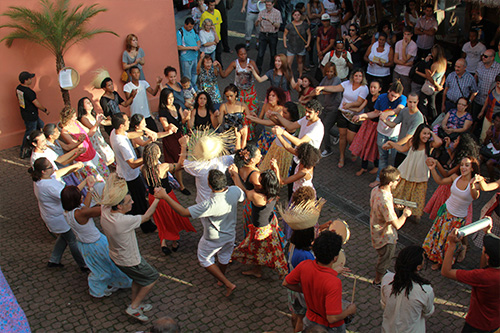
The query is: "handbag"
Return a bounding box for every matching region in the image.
[121,70,129,82]
[480,144,500,160]
[421,80,436,96]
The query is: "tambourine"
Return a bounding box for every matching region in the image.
[331,249,346,271]
[328,219,350,244]
[58,67,80,90]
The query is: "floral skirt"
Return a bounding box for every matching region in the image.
[148,192,196,241]
[232,213,288,278]
[424,184,473,224]
[422,204,465,264]
[90,129,115,165]
[393,179,427,217]
[77,234,132,298]
[240,85,259,141]
[260,141,293,180]
[349,120,379,162]
[75,153,110,183]
[242,199,252,238]
[256,130,276,160]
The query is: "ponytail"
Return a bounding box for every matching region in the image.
[388,79,404,95]
[29,157,51,182]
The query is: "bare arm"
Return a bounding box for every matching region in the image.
[141,198,160,222]
[155,188,191,217]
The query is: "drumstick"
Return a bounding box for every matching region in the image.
[351,277,357,304]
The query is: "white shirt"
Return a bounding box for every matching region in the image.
[321,51,353,80]
[462,41,487,74]
[199,29,217,54]
[322,0,339,23]
[100,206,142,267]
[184,155,234,204]
[31,149,59,170]
[64,207,102,243]
[123,80,151,118]
[110,129,140,181]
[339,81,369,112]
[294,117,324,163]
[33,175,70,233]
[367,41,391,77]
[381,272,435,333]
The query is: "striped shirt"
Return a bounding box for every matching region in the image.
[476,61,500,104]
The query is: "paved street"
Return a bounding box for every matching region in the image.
[0,3,492,332]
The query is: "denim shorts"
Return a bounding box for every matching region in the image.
[287,49,307,57]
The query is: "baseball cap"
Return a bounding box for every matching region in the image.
[19,71,35,83]
[483,233,500,264]
[321,13,331,21]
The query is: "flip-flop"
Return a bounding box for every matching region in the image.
[338,159,345,168]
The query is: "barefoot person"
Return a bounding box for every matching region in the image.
[155,169,244,297]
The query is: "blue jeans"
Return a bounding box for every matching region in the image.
[256,32,278,72]
[49,229,86,268]
[303,316,346,333]
[21,118,44,155]
[180,59,198,91]
[376,132,398,181]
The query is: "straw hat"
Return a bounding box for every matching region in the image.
[187,127,234,163]
[90,68,111,89]
[100,173,128,206]
[278,198,326,230]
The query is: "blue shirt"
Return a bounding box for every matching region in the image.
[177,27,200,62]
[290,248,315,271]
[374,93,407,112]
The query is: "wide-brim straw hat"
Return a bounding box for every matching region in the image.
[100,173,128,206]
[278,198,326,230]
[187,127,234,163]
[91,68,111,89]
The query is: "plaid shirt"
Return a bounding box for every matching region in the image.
[257,8,281,33]
[476,61,500,104]
[445,71,478,103]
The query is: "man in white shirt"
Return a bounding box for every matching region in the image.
[155,169,245,297]
[462,29,487,74]
[124,66,162,132]
[393,26,418,96]
[320,40,353,81]
[100,174,160,322]
[109,112,157,233]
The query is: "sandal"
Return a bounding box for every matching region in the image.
[338,159,345,168]
[355,169,367,176]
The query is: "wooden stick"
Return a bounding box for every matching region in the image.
[351,276,357,304]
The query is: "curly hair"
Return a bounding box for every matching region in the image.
[291,186,316,205]
[297,143,321,168]
[284,102,300,122]
[60,106,76,127]
[142,143,162,188]
[290,227,315,251]
[452,133,479,167]
[266,86,287,106]
[391,245,431,298]
[312,231,342,265]
[194,91,215,113]
[234,145,259,168]
[411,123,432,157]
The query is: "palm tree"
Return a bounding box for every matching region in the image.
[0,0,118,107]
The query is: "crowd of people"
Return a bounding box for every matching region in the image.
[8,0,500,332]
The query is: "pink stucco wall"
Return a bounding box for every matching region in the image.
[0,0,179,150]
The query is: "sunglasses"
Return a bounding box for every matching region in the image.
[482,54,491,58]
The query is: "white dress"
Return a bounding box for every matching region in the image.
[88,117,115,165]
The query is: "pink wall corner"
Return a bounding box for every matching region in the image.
[0,0,180,150]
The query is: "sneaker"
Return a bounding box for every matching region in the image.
[125,305,148,322]
[372,280,381,289]
[180,188,191,196]
[140,303,153,312]
[332,136,340,145]
[103,286,120,296]
[321,150,333,158]
[245,41,250,49]
[47,262,64,268]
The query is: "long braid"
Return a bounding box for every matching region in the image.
[143,143,162,188]
[390,245,431,298]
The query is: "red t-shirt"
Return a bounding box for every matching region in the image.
[317,26,337,53]
[285,260,344,327]
[456,267,500,331]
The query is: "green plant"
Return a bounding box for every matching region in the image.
[0,0,118,106]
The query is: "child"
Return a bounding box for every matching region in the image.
[370,166,412,287]
[181,76,197,110]
[197,53,223,109]
[296,75,317,106]
[383,124,441,220]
